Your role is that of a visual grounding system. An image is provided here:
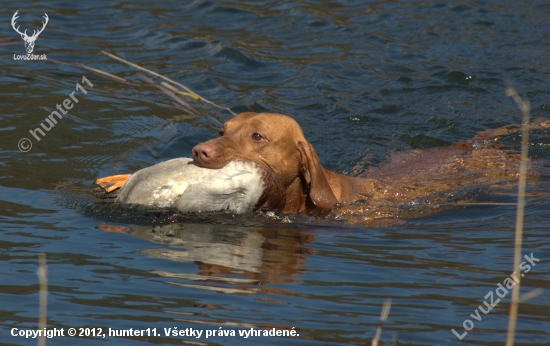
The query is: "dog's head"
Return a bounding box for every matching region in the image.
[192,112,338,215]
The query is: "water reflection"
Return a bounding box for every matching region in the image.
[104,222,314,294]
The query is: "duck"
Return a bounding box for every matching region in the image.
[94,158,285,213]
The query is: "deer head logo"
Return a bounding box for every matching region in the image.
[11,11,49,54]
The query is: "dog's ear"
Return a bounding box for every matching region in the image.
[298,141,338,216]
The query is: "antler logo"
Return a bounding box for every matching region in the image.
[11,10,49,54]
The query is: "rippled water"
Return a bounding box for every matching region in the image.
[1,1,549,345]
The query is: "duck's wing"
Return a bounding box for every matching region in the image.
[94,174,132,199]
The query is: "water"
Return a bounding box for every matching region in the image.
[1,1,549,345]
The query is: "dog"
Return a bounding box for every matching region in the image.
[191,112,375,216]
[97,112,544,220]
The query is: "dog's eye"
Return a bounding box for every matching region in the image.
[219,130,224,136]
[251,133,264,141]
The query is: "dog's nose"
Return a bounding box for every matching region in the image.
[192,143,215,164]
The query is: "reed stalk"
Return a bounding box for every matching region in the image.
[372,298,391,346]
[504,85,530,346]
[101,51,237,116]
[37,253,48,346]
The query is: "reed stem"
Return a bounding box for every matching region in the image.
[504,85,530,346]
[37,253,48,346]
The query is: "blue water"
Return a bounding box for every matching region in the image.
[1,1,549,345]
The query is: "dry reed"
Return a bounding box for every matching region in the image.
[504,84,530,346]
[101,51,237,116]
[371,298,392,346]
[37,253,48,346]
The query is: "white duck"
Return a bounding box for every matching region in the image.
[95,158,285,213]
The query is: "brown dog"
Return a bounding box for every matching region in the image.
[98,112,543,220]
[192,112,372,216]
